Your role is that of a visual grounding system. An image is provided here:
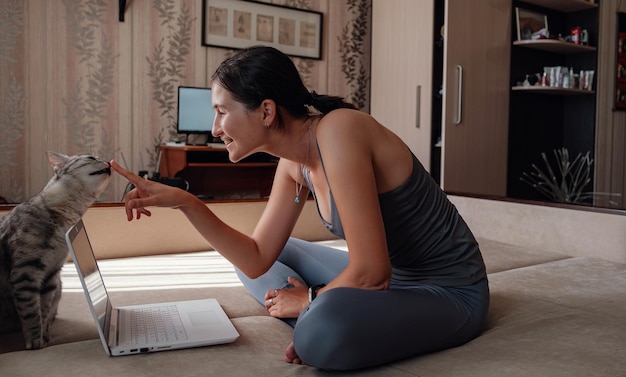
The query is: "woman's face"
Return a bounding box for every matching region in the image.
[211,83,265,162]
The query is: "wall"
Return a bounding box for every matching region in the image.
[0,0,372,203]
[2,0,622,210]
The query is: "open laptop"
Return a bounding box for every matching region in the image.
[65,219,239,356]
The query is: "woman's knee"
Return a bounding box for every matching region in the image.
[292,289,365,370]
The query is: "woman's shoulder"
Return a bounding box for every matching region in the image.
[316,109,397,145]
[319,108,369,123]
[316,109,378,137]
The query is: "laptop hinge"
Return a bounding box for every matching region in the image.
[108,307,119,347]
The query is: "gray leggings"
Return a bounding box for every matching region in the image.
[235,238,489,371]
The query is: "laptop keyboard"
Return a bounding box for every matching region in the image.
[129,305,188,344]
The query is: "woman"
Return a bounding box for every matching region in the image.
[111,46,489,371]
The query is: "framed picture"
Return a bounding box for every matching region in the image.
[515,7,548,41]
[202,0,323,60]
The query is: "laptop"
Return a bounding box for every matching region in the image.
[65,219,239,356]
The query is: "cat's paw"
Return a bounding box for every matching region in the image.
[25,337,47,350]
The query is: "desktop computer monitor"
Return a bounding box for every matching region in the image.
[177,86,216,144]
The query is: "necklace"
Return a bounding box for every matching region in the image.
[295,118,313,203]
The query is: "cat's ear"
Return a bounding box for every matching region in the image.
[47,152,70,172]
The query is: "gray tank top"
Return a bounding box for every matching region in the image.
[302,151,486,287]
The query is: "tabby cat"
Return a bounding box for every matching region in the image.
[0,152,111,349]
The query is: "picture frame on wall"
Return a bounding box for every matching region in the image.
[202,0,323,60]
[515,7,548,41]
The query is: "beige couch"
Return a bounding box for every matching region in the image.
[1,197,625,376]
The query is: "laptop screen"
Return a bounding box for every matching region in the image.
[66,220,111,335]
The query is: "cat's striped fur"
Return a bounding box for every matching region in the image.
[0,152,111,349]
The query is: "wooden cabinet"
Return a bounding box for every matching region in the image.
[507,0,599,202]
[441,0,511,196]
[371,0,511,197]
[370,0,434,171]
[158,145,277,199]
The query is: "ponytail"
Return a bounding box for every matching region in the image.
[305,90,356,114]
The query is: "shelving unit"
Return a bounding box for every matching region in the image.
[519,0,597,13]
[507,0,599,203]
[513,39,596,53]
[512,86,594,94]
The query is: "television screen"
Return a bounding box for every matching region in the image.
[177,86,215,134]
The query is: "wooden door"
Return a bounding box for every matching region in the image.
[371,0,434,170]
[441,0,511,196]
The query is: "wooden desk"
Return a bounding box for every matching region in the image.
[158,145,278,199]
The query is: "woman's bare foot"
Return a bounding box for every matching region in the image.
[285,341,304,365]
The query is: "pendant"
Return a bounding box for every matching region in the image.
[295,196,300,203]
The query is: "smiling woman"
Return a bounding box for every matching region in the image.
[105,45,492,371]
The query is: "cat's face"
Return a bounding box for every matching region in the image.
[46,152,112,198]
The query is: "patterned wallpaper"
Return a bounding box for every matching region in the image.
[0,0,25,202]
[0,0,372,203]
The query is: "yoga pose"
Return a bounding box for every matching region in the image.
[111,46,489,371]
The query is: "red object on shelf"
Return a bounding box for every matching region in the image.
[570,26,581,45]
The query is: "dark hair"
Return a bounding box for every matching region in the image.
[210,46,355,129]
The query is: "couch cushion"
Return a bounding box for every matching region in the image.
[3,240,625,376]
[0,238,580,354]
[391,308,625,377]
[0,317,418,377]
[488,257,626,318]
[388,257,626,376]
[478,238,570,273]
